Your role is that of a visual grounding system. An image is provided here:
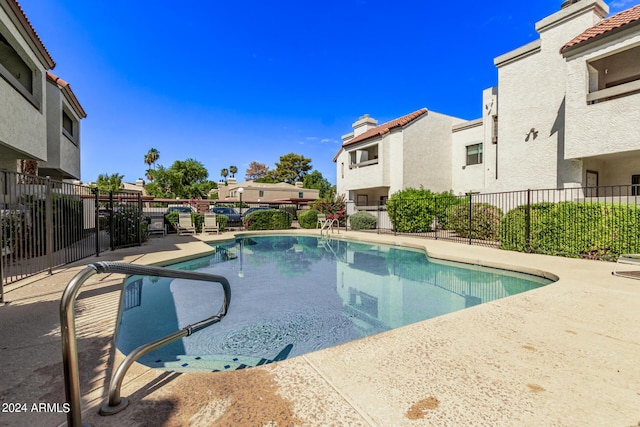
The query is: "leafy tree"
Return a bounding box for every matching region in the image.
[229,165,238,178]
[303,170,333,198]
[145,159,216,199]
[96,173,124,193]
[272,152,312,184]
[220,168,229,182]
[245,161,270,181]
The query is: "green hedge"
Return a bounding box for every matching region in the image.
[349,211,377,230]
[499,201,640,259]
[298,209,320,229]
[244,209,293,230]
[386,188,463,232]
[448,203,502,241]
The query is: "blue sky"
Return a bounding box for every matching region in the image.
[19,0,635,185]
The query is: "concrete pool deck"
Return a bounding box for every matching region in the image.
[1,230,639,426]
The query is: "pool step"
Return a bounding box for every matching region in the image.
[150,344,294,373]
[154,354,265,373]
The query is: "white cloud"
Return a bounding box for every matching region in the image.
[609,0,636,12]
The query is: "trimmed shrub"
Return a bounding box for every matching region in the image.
[386,188,463,233]
[349,211,377,230]
[499,201,640,260]
[298,209,321,229]
[448,203,502,241]
[244,209,293,230]
[214,214,229,230]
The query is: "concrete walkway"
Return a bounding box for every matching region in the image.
[1,230,639,426]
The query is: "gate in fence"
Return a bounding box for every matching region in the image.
[1,170,145,302]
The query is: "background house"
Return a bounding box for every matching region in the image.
[334,110,464,207]
[0,0,86,180]
[217,178,320,203]
[336,0,640,201]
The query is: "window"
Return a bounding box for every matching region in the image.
[466,143,483,165]
[349,144,379,168]
[258,190,264,197]
[298,192,303,198]
[0,33,33,93]
[63,111,74,136]
[633,174,640,196]
[587,45,640,103]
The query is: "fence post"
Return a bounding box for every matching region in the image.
[468,193,473,245]
[377,201,380,234]
[94,188,100,256]
[393,201,397,236]
[434,196,438,240]
[136,193,142,246]
[109,191,115,251]
[0,170,5,301]
[45,176,54,275]
[525,189,531,253]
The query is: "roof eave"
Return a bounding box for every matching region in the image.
[561,19,640,56]
[4,0,56,69]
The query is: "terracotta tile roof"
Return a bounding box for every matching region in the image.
[47,71,87,118]
[5,0,56,68]
[342,108,428,148]
[561,3,640,53]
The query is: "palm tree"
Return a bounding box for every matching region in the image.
[144,148,160,170]
[229,165,237,178]
[145,169,154,182]
[220,168,229,182]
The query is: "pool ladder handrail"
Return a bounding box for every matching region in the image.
[320,218,339,236]
[60,261,231,427]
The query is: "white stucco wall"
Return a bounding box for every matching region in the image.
[564,34,640,162]
[491,0,608,192]
[336,137,387,198]
[452,119,485,194]
[0,7,47,164]
[402,112,463,193]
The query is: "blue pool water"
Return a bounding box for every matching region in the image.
[116,235,553,371]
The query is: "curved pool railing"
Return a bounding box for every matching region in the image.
[60,261,231,427]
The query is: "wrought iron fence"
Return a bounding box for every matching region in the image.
[347,185,640,261]
[0,170,149,301]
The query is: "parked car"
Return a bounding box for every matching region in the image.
[167,205,194,213]
[210,206,241,226]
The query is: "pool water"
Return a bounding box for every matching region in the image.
[115,235,553,371]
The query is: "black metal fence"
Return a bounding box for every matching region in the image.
[347,185,640,261]
[0,170,148,301]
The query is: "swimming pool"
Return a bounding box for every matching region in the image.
[115,235,553,372]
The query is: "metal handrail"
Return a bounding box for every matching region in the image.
[60,261,231,427]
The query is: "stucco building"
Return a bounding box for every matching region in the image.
[335,0,640,203]
[0,0,86,180]
[217,178,320,203]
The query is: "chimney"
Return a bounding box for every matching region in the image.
[561,0,581,8]
[227,177,237,185]
[294,181,303,188]
[135,178,145,187]
[352,114,378,137]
